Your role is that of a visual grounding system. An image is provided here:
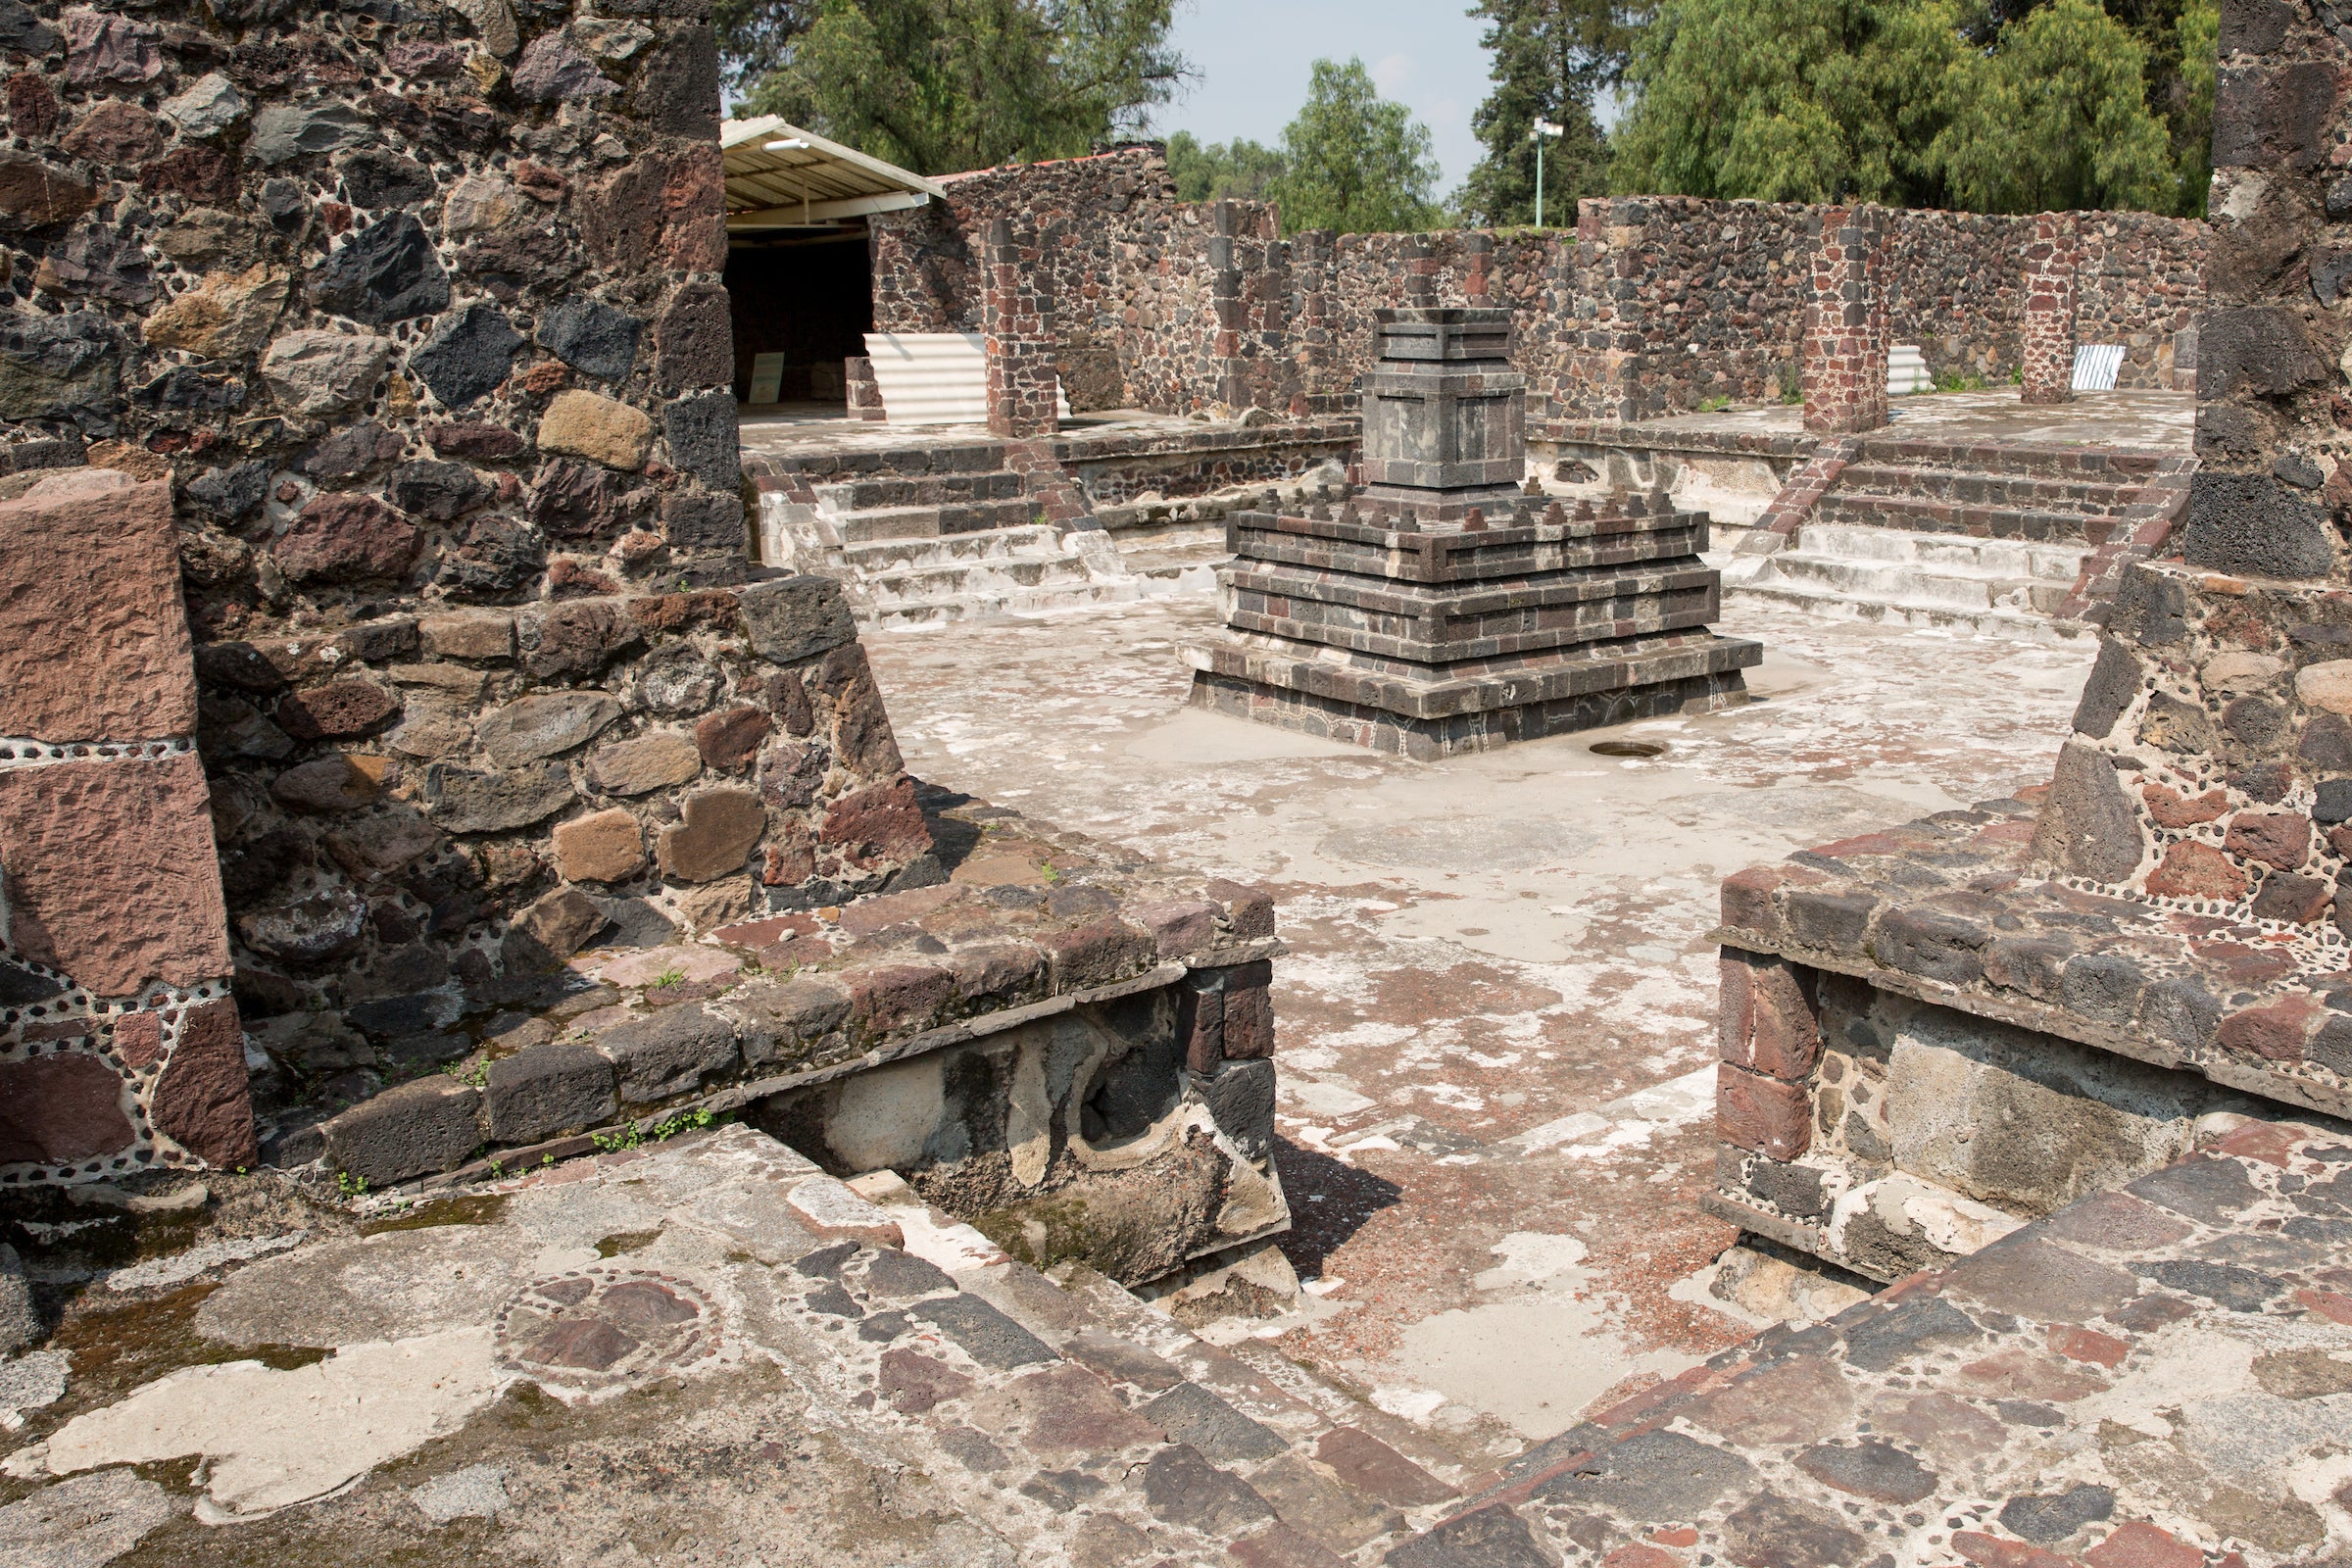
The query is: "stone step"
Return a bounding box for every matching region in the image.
[840,524,1066,572]
[1812,490,2113,544]
[863,577,1147,629]
[835,497,1041,543]
[860,553,1104,604]
[1794,522,2088,581]
[1730,576,2081,640]
[1831,462,2141,515]
[1850,434,2171,481]
[1756,551,2070,614]
[813,470,1028,511]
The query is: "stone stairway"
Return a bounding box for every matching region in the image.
[750,439,1142,630]
[1724,437,2177,638]
[1728,521,2091,638]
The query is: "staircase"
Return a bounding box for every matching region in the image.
[753,439,1141,630]
[1723,437,2175,638]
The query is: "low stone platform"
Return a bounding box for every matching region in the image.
[1430,1118,2352,1567]
[5,1119,2344,1565]
[267,793,1290,1287]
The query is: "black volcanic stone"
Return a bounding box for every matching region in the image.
[410,302,522,409]
[313,213,451,325]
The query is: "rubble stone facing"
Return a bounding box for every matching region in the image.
[0,0,740,637]
[1707,0,2352,1288]
[2020,213,2080,406]
[979,218,1057,438]
[1800,206,1889,436]
[871,148,2203,421]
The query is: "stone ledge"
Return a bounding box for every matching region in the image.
[1712,795,2352,1123]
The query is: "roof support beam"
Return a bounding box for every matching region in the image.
[726,190,931,227]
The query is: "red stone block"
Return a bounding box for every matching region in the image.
[114,1010,163,1070]
[816,776,933,868]
[2224,809,2311,870]
[0,471,191,742]
[0,753,232,996]
[2046,1323,2131,1368]
[1039,916,1153,991]
[153,997,257,1167]
[1223,978,1274,1060]
[1719,865,1784,932]
[1953,1532,2082,1568]
[847,964,957,1036]
[2083,1521,2202,1568]
[275,678,401,740]
[2144,841,2244,900]
[0,1052,135,1164]
[1719,950,1819,1080]
[1716,1063,1811,1160]
[2217,995,2319,1061]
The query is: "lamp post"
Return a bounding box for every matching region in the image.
[1529,118,1564,228]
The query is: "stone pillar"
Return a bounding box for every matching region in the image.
[1401,236,1440,309]
[1462,231,1494,306]
[1801,205,1889,436]
[1357,308,1528,520]
[0,470,254,1183]
[2019,213,2079,406]
[981,218,1059,437]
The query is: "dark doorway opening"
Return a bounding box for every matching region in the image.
[724,227,873,409]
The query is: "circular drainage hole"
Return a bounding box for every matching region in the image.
[1590,740,1667,759]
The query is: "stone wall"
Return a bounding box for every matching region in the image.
[1,467,254,1188]
[869,145,1174,414]
[872,155,2205,422]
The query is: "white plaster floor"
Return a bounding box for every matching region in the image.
[861,594,2098,1442]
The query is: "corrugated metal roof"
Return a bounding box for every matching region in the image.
[720,117,948,229]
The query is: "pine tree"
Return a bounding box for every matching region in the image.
[1455,0,1625,228]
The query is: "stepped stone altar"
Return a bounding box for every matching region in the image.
[1182,307,1761,758]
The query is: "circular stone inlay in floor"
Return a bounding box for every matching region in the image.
[493,1268,720,1391]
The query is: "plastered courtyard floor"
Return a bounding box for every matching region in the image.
[863,593,2096,1443]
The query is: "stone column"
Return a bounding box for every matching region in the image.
[981,218,1059,437]
[0,470,254,1183]
[2019,213,2079,406]
[1462,230,1494,306]
[1801,205,1889,436]
[1402,236,1440,309]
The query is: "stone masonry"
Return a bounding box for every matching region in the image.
[980,217,1057,438]
[1182,308,1762,758]
[871,151,2206,422]
[1800,205,1889,436]
[1707,0,2352,1284]
[1,466,254,1187]
[2021,212,2079,406]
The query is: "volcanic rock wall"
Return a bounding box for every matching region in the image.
[0,0,930,1171]
[872,154,2208,422]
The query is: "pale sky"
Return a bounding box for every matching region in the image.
[1157,0,1495,192]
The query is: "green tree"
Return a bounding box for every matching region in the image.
[1166,130,1288,204]
[737,0,1190,175]
[1455,0,1625,227]
[1934,0,2177,213]
[1609,0,1969,207]
[711,0,816,101]
[2171,0,2217,216]
[1270,58,1443,234]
